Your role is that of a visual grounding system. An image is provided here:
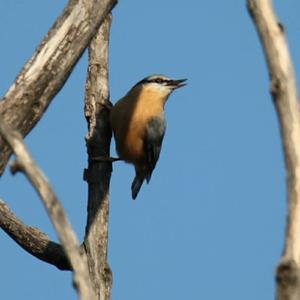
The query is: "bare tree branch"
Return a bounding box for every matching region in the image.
[0,120,96,300]
[0,199,71,271]
[0,0,117,176]
[247,0,300,299]
[83,14,113,300]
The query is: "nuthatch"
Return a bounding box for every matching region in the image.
[110,75,187,199]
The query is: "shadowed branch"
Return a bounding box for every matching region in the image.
[0,199,71,270]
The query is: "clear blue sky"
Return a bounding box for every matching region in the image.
[1,1,300,299]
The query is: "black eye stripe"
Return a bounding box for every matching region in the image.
[135,77,170,87]
[149,78,168,84]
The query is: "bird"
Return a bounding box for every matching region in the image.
[110,74,187,199]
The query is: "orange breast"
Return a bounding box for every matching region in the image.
[110,86,165,165]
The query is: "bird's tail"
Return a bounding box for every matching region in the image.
[131,175,144,200]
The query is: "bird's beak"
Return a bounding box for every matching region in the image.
[168,78,187,89]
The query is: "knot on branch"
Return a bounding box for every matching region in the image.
[278,22,285,33]
[276,259,299,288]
[10,160,24,175]
[103,263,113,288]
[271,77,284,99]
[83,168,102,184]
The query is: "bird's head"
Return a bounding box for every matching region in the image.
[134,74,187,97]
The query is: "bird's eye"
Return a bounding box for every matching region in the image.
[154,78,163,83]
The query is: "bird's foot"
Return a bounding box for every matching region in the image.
[90,156,121,163]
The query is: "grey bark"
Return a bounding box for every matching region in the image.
[247,1,300,299]
[83,14,113,300]
[0,0,117,176]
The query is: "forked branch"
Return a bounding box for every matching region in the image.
[0,119,96,300]
[0,0,117,176]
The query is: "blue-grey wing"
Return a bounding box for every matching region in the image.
[144,113,166,182]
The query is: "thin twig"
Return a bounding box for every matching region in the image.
[247,0,300,299]
[0,119,96,300]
